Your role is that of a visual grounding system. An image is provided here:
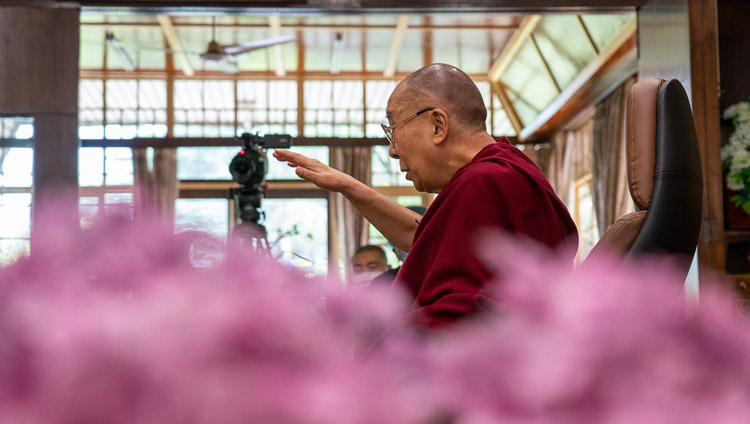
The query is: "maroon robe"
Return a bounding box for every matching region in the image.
[394,137,578,329]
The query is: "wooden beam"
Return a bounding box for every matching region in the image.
[383,15,410,78]
[268,15,286,77]
[82,21,520,32]
[79,136,388,148]
[488,15,541,81]
[81,69,492,81]
[529,33,561,93]
[577,15,599,55]
[490,79,524,137]
[77,0,644,10]
[156,15,194,77]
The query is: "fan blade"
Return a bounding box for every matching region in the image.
[223,35,296,56]
[107,40,201,56]
[219,62,240,74]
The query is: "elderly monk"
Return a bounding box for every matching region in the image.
[273,63,577,330]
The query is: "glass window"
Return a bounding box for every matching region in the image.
[79,147,105,186]
[105,148,134,186]
[0,193,31,265]
[178,147,239,180]
[371,145,409,187]
[176,198,230,240]
[261,198,328,276]
[177,145,328,181]
[237,80,298,136]
[104,192,134,219]
[304,81,364,137]
[365,81,397,138]
[1,148,33,187]
[501,39,559,126]
[78,147,133,187]
[574,174,599,264]
[533,15,598,90]
[580,14,635,52]
[266,146,328,180]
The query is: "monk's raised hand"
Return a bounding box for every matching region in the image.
[272,149,356,193]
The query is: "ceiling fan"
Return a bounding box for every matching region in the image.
[105,17,296,74]
[198,17,296,72]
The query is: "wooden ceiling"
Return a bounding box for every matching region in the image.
[73,0,645,12]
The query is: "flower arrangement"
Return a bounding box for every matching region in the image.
[721,98,750,212]
[2,210,750,423]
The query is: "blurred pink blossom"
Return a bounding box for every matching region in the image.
[1,213,750,423]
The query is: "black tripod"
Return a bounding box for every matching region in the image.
[229,184,271,256]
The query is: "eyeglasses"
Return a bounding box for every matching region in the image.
[381,107,434,144]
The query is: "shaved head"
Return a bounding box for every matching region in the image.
[398,63,487,132]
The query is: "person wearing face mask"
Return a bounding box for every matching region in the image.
[350,245,390,288]
[274,63,577,335]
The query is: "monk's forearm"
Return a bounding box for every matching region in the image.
[341,179,421,252]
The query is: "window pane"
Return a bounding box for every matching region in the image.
[104,192,133,219]
[0,193,31,239]
[501,39,559,126]
[79,196,100,228]
[533,15,597,90]
[2,148,33,187]
[371,145,410,186]
[79,147,105,186]
[178,147,239,180]
[0,239,29,266]
[267,146,328,180]
[261,198,328,276]
[176,198,229,240]
[105,148,134,185]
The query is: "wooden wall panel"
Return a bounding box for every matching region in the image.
[0,4,81,242]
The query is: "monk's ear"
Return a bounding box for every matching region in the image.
[430,108,448,145]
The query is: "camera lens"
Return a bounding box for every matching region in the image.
[233,158,251,175]
[229,154,256,184]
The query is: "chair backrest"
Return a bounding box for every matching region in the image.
[585,78,703,277]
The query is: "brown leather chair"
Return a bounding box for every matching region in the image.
[584,78,703,279]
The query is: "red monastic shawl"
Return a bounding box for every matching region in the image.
[394,137,578,329]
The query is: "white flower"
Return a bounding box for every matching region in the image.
[724,100,750,121]
[728,174,745,191]
[723,100,750,195]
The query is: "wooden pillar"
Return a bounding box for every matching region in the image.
[0,3,81,246]
[688,0,724,281]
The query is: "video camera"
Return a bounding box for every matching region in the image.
[229,132,293,228]
[229,133,293,187]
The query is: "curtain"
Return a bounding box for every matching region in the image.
[592,76,637,236]
[132,147,179,227]
[328,145,371,280]
[546,132,568,198]
[547,120,594,210]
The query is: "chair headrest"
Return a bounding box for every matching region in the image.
[627,77,664,210]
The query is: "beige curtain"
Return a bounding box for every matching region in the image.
[592,76,636,236]
[328,145,371,280]
[132,147,179,227]
[547,120,594,210]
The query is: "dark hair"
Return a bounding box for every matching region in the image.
[353,245,387,262]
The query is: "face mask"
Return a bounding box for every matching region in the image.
[350,271,383,288]
[393,247,408,262]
